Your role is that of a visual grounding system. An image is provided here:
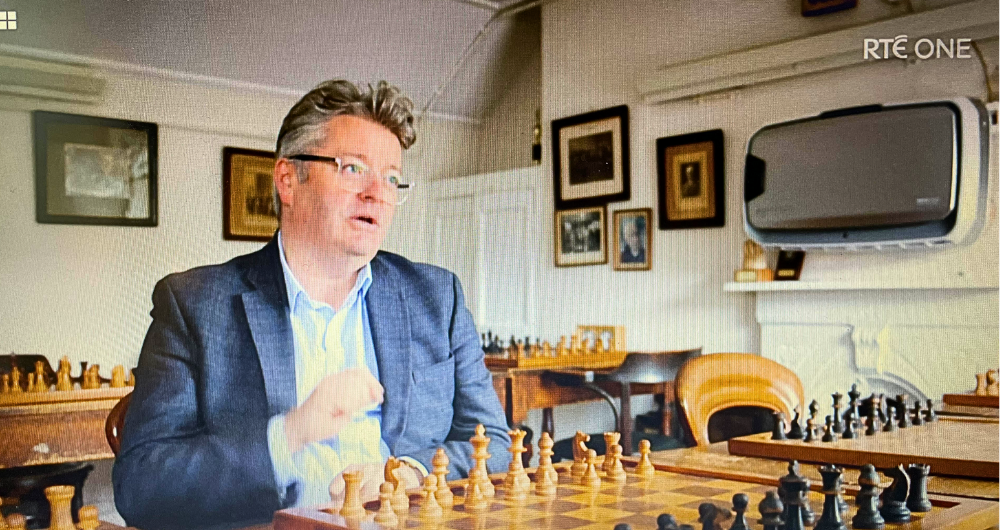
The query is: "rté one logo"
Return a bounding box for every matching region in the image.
[864,35,974,60]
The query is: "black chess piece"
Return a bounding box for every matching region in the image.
[779,461,814,527]
[613,524,632,530]
[841,415,856,439]
[847,384,862,425]
[879,465,912,523]
[804,417,818,442]
[697,502,730,530]
[924,399,937,422]
[882,407,897,433]
[911,401,924,426]
[657,514,680,530]
[865,407,878,436]
[905,464,932,513]
[896,394,910,428]
[809,399,820,420]
[788,407,804,440]
[757,491,784,530]
[852,464,886,529]
[771,411,788,441]
[831,393,844,433]
[818,464,849,517]
[815,465,848,530]
[729,493,750,530]
[821,416,837,442]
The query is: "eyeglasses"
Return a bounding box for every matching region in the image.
[287,154,413,205]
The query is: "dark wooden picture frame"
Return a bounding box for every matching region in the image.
[554,205,607,267]
[656,129,725,230]
[551,105,630,210]
[222,147,278,241]
[612,208,652,271]
[33,111,158,226]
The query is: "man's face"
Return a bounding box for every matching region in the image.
[282,115,402,261]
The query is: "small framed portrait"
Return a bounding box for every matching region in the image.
[612,208,652,271]
[656,129,725,230]
[223,147,278,241]
[551,105,630,209]
[33,111,157,226]
[554,206,607,267]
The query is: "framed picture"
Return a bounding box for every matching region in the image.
[33,111,157,226]
[554,206,607,267]
[223,147,278,241]
[551,105,630,209]
[612,208,652,271]
[656,129,725,230]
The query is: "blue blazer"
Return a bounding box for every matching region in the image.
[113,239,512,530]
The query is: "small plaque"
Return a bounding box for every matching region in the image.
[775,250,805,281]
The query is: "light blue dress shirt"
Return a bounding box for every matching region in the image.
[266,233,390,508]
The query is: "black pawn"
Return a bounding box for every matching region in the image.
[771,411,788,440]
[657,514,679,530]
[882,407,896,432]
[697,502,730,530]
[757,490,784,530]
[822,416,837,442]
[906,463,932,512]
[842,416,856,439]
[865,407,879,436]
[815,465,847,530]
[804,418,818,442]
[613,524,632,530]
[852,464,886,529]
[879,465,912,523]
[788,407,804,440]
[924,399,937,422]
[911,401,924,426]
[729,493,749,530]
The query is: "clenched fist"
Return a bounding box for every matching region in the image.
[283,368,383,454]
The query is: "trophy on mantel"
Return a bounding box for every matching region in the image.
[734,239,773,282]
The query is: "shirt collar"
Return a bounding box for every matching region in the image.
[277,231,373,312]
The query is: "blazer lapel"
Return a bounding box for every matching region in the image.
[368,254,412,453]
[242,238,297,417]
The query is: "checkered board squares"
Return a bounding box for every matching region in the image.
[0,11,15,30]
[273,466,960,530]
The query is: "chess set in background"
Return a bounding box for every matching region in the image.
[273,424,995,530]
[942,369,999,408]
[0,355,134,405]
[481,326,627,370]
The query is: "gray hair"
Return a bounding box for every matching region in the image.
[273,80,417,218]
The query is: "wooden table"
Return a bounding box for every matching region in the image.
[0,387,130,468]
[491,369,677,436]
[727,418,1000,480]
[648,443,999,501]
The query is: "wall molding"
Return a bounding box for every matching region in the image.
[638,0,999,105]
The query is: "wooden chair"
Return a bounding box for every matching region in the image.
[676,353,804,447]
[105,392,132,455]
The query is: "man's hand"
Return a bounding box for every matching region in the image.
[283,368,383,454]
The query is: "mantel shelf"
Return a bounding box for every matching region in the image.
[723,280,999,292]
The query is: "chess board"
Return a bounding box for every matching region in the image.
[941,392,999,408]
[272,462,996,530]
[728,419,1000,479]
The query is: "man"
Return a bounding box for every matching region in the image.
[620,218,645,264]
[113,80,512,530]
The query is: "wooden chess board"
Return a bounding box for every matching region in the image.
[272,462,997,530]
[941,392,999,408]
[728,419,999,479]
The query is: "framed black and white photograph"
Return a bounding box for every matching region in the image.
[612,208,652,271]
[223,147,278,241]
[656,129,724,230]
[34,111,158,226]
[551,105,630,209]
[554,206,607,267]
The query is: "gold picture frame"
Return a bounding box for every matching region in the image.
[612,208,652,271]
[656,129,725,230]
[554,206,607,267]
[223,147,278,241]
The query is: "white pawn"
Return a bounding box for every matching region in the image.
[373,482,399,526]
[419,474,444,519]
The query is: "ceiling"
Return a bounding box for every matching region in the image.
[0,0,542,121]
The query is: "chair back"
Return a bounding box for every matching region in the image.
[676,353,804,447]
[105,393,132,455]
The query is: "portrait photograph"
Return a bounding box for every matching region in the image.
[551,105,630,209]
[656,129,725,230]
[554,206,607,267]
[612,208,652,271]
[33,111,158,226]
[222,147,279,241]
